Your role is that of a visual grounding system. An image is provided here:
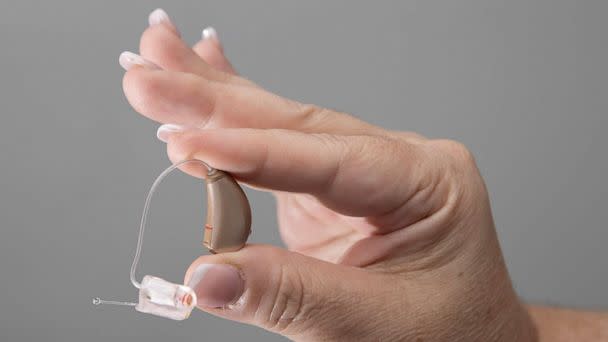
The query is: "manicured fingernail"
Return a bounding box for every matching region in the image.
[148,8,171,26]
[148,8,180,36]
[119,51,159,71]
[202,27,219,41]
[187,264,243,308]
[156,124,184,143]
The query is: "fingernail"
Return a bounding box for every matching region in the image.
[202,27,219,41]
[148,8,171,26]
[119,51,159,71]
[156,124,184,143]
[149,8,180,36]
[187,264,244,308]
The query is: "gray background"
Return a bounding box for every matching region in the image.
[0,0,606,341]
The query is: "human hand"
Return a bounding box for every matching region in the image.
[119,9,536,341]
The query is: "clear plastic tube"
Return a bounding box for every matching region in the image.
[130,159,213,288]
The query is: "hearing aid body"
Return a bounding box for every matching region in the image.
[204,170,251,253]
[94,160,252,320]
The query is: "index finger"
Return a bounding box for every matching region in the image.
[164,127,436,219]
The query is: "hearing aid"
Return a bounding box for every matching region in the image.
[204,168,252,253]
[93,159,251,320]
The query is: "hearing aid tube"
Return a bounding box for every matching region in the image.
[94,160,253,321]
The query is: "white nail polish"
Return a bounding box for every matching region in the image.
[119,51,159,71]
[148,8,171,26]
[202,27,218,41]
[157,124,184,143]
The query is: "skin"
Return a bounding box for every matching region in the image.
[121,14,608,342]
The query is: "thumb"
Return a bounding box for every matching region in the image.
[184,245,400,341]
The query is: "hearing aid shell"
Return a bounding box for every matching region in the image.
[204,170,252,253]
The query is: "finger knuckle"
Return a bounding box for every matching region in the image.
[182,76,218,127]
[314,133,350,155]
[296,103,323,125]
[296,104,339,131]
[428,139,483,217]
[355,135,411,175]
[434,139,476,168]
[310,133,349,190]
[262,263,308,334]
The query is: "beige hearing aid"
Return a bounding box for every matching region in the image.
[204,169,252,253]
[93,160,252,320]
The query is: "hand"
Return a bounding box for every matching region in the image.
[120,10,536,341]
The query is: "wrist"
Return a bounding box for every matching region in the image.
[526,305,608,341]
[455,243,538,341]
[469,291,537,341]
[501,300,538,342]
[481,279,538,341]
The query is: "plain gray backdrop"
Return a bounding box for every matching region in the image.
[0,1,606,341]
